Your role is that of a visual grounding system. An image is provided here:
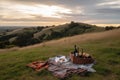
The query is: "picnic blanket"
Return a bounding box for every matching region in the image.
[27,55,96,79]
[27,61,48,71]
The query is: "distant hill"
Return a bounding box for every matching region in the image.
[34,22,104,40]
[1,21,118,48]
[0,27,23,36]
[0,27,45,48]
[0,26,26,33]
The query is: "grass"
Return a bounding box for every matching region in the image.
[0,30,120,80]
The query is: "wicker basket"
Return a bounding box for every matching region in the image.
[70,53,94,64]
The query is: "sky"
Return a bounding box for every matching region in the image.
[0,0,120,26]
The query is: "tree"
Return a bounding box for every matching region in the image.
[69,21,79,28]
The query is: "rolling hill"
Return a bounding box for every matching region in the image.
[0,29,120,80]
[0,22,105,48]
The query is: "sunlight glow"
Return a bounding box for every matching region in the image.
[5,4,72,18]
[19,5,71,18]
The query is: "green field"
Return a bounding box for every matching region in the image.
[0,29,120,80]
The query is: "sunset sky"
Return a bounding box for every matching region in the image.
[0,0,120,26]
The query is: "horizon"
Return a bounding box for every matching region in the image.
[0,0,120,26]
[0,23,120,27]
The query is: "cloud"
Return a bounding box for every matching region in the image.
[96,8,120,14]
[84,19,120,24]
[0,1,73,18]
[97,0,120,7]
[0,0,84,21]
[0,14,68,22]
[0,0,120,26]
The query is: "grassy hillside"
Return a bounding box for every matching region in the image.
[34,22,104,40]
[0,22,105,48]
[0,29,120,80]
[0,27,45,48]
